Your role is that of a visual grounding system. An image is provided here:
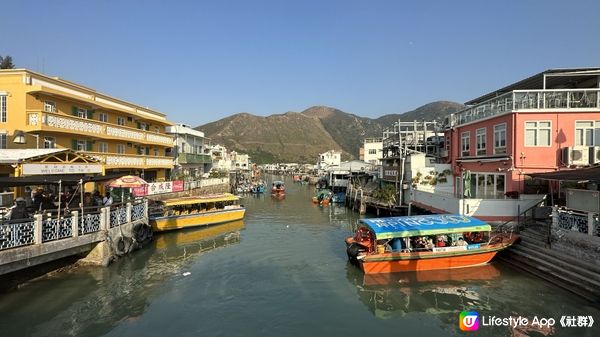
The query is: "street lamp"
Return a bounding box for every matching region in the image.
[13,130,39,149]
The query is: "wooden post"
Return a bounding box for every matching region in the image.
[71,210,79,238]
[33,214,43,244]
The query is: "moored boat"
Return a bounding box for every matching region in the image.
[345,214,518,274]
[149,193,245,232]
[271,180,285,197]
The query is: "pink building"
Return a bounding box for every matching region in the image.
[412,68,600,221]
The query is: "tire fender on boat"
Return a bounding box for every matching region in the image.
[346,242,363,261]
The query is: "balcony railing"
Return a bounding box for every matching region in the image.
[25,111,174,146]
[177,153,212,164]
[88,152,173,168]
[448,89,600,127]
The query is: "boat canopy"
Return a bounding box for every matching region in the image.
[359,214,491,240]
[162,193,238,207]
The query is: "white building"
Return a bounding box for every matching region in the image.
[209,144,232,171]
[166,124,212,179]
[362,138,383,166]
[317,150,341,171]
[231,152,250,171]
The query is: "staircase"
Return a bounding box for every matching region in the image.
[499,221,600,304]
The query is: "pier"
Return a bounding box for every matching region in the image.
[0,200,149,276]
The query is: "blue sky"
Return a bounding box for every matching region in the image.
[2,0,600,126]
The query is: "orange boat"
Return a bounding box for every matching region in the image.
[345,214,518,274]
[271,180,285,198]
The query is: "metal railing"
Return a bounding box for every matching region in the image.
[449,89,600,127]
[0,200,148,252]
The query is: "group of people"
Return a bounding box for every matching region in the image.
[3,187,115,222]
[409,232,485,251]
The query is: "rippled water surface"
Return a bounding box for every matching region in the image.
[1,176,599,337]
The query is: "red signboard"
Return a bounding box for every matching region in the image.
[172,180,184,192]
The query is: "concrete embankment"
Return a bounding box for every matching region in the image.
[499,222,600,305]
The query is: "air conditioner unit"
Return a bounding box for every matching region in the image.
[589,146,600,165]
[562,146,589,166]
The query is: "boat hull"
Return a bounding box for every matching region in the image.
[361,250,498,274]
[150,208,246,232]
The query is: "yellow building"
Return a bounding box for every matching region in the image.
[0,69,174,181]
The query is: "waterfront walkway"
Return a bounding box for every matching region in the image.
[0,200,148,275]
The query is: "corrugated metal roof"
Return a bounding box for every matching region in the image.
[0,149,67,164]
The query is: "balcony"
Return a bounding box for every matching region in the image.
[25,111,174,146]
[447,89,600,127]
[177,153,212,164]
[87,152,173,168]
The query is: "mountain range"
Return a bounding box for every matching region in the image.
[196,101,464,163]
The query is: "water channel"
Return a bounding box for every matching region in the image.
[0,176,599,337]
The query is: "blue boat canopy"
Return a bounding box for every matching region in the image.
[359,214,491,240]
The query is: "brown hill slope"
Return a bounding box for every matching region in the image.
[198,112,346,163]
[197,101,465,163]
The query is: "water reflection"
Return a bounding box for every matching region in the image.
[347,264,500,320]
[0,221,244,337]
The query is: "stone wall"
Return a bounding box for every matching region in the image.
[551,231,600,269]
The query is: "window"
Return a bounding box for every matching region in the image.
[476,128,486,156]
[0,95,6,123]
[368,149,377,155]
[138,122,148,130]
[76,140,87,151]
[77,108,88,119]
[154,148,159,156]
[494,123,507,154]
[0,134,6,149]
[525,121,551,146]
[155,126,160,133]
[98,142,108,153]
[43,137,56,149]
[575,121,594,146]
[117,144,125,154]
[461,131,470,156]
[44,101,57,113]
[98,113,108,123]
[467,173,505,199]
[117,117,126,126]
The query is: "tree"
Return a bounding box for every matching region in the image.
[0,55,15,69]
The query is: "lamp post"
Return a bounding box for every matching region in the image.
[13,130,39,149]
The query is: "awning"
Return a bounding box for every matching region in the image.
[0,173,124,188]
[528,166,600,182]
[360,214,491,239]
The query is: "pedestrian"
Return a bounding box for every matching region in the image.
[102,192,113,206]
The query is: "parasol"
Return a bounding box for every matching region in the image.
[462,170,472,198]
[107,175,147,188]
[107,175,147,203]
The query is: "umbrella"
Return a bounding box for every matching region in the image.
[107,175,147,188]
[107,175,147,203]
[462,170,472,198]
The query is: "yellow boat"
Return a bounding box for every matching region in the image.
[149,193,245,232]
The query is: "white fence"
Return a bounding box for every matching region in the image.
[0,200,147,251]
